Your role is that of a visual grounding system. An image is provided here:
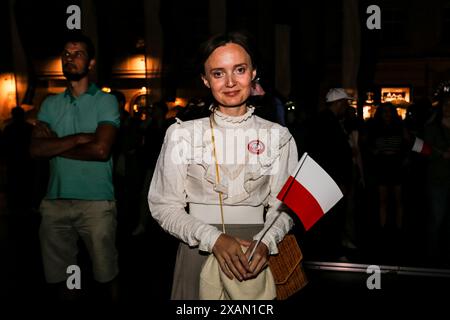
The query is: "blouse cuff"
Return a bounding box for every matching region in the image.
[198,228,223,253]
[253,212,293,255]
[259,234,279,255]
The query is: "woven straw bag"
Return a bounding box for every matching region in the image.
[268,234,308,300]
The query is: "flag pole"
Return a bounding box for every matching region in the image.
[248,152,309,262]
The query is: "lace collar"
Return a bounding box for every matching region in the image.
[210,105,255,127]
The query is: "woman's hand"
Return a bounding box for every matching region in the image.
[244,240,269,279]
[212,234,252,281]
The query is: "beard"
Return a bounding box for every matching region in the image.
[63,64,89,81]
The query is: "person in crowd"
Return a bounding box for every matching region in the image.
[133,101,170,236]
[249,78,286,126]
[30,32,120,301]
[2,106,34,213]
[305,88,355,258]
[341,105,365,250]
[424,95,450,264]
[110,89,141,237]
[367,103,409,237]
[148,31,298,299]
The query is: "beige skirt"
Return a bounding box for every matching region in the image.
[171,224,263,300]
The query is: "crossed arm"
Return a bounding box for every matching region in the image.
[30,121,117,161]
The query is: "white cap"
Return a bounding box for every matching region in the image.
[326,88,355,102]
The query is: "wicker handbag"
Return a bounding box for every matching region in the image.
[268,234,308,300]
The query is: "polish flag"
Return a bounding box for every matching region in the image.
[277,153,344,231]
[411,137,432,156]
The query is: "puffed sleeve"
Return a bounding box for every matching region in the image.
[253,130,298,254]
[148,122,223,252]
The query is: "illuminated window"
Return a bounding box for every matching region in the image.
[381,87,410,104]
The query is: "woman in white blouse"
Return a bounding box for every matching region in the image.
[148,32,298,300]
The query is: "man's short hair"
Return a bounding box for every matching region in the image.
[62,31,95,60]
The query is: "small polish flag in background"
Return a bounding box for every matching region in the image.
[277,153,344,231]
[411,137,432,156]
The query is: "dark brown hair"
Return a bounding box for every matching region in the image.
[62,31,95,60]
[198,31,258,75]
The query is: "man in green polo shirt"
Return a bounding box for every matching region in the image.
[30,32,120,301]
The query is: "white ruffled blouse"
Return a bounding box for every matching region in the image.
[148,107,299,254]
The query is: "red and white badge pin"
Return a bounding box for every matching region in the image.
[247,140,265,155]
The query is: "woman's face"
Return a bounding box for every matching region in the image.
[202,43,256,115]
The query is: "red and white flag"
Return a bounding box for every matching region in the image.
[277,153,343,231]
[411,137,432,156]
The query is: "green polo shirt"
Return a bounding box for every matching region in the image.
[37,83,120,200]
